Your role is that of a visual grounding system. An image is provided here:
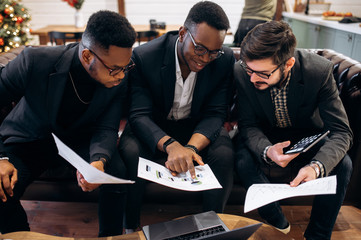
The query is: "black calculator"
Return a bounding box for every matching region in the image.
[284,130,330,154]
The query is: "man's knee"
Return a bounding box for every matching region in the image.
[206,129,234,167]
[235,144,256,173]
[333,154,352,185]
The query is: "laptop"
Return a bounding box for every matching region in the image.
[142,211,262,240]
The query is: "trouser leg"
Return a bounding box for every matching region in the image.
[97,151,127,237]
[234,141,288,228]
[201,128,234,213]
[0,139,57,233]
[304,155,352,240]
[233,19,266,46]
[119,124,147,229]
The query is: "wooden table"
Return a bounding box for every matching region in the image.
[0,214,292,240]
[31,24,181,45]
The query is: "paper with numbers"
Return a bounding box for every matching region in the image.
[52,133,134,184]
[138,157,222,191]
[244,175,336,213]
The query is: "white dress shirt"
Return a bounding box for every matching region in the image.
[167,38,197,120]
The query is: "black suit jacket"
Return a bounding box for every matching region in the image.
[234,49,352,175]
[128,31,235,152]
[0,44,127,162]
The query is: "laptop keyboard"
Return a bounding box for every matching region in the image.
[165,225,226,240]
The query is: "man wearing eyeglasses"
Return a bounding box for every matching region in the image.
[118,1,235,233]
[0,11,135,236]
[234,21,352,239]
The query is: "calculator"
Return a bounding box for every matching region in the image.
[284,130,330,154]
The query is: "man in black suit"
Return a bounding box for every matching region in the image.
[118,1,235,232]
[0,11,136,237]
[234,21,352,239]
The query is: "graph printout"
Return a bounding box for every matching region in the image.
[244,176,336,213]
[137,157,222,191]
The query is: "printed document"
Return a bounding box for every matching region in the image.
[244,175,336,213]
[52,133,134,184]
[138,157,222,191]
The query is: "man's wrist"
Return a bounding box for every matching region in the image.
[308,162,320,178]
[310,160,324,178]
[90,157,107,169]
[263,145,274,165]
[184,144,199,154]
[163,137,176,153]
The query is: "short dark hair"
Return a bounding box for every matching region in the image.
[240,21,297,65]
[82,10,136,50]
[184,1,230,31]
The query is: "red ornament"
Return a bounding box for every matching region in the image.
[0,14,3,23]
[4,8,11,15]
[0,38,4,46]
[17,17,24,24]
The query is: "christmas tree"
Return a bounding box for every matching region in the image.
[0,0,31,52]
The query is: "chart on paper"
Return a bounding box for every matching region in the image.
[138,157,222,191]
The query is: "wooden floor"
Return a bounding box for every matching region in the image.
[18,201,361,239]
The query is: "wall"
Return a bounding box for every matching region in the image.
[325,0,361,15]
[22,0,361,45]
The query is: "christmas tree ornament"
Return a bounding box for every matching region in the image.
[0,0,31,52]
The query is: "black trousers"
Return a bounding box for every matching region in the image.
[0,137,127,237]
[233,19,267,47]
[234,132,352,240]
[119,123,234,229]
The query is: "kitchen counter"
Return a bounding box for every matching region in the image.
[283,12,361,35]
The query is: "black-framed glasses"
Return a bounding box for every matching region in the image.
[86,48,135,76]
[186,28,224,60]
[240,60,282,79]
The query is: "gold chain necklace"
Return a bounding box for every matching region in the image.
[68,72,91,105]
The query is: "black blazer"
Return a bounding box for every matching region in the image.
[0,44,127,162]
[128,31,235,152]
[234,49,353,175]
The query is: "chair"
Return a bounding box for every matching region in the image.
[48,31,83,45]
[136,30,158,45]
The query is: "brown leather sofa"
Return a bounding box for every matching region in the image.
[1,46,361,208]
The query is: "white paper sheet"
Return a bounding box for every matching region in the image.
[244,175,336,213]
[137,157,222,191]
[52,133,134,184]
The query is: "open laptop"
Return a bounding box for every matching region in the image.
[142,211,262,240]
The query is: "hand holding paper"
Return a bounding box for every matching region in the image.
[52,133,134,184]
[244,176,336,213]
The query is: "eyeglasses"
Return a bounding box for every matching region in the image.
[240,61,282,79]
[87,48,135,76]
[186,28,224,60]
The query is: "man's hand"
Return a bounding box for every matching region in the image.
[290,165,318,187]
[267,141,300,167]
[165,141,204,179]
[0,160,17,202]
[76,160,104,192]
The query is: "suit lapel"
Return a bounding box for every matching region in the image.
[191,69,208,115]
[287,60,304,125]
[255,87,275,126]
[47,47,75,128]
[161,35,178,113]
